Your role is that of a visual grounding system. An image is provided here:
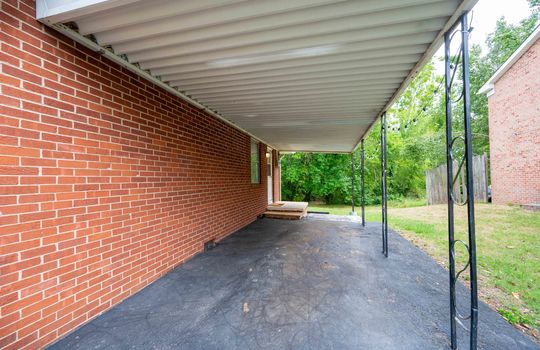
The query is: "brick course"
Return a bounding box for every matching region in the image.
[0,1,270,348]
[488,37,540,205]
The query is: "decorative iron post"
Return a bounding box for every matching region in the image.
[444,12,478,350]
[361,140,365,227]
[350,153,355,215]
[381,112,388,257]
[444,24,457,349]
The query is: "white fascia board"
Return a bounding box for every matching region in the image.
[36,0,141,23]
[477,83,494,97]
[478,24,540,96]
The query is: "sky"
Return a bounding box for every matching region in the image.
[433,0,532,71]
[469,0,532,49]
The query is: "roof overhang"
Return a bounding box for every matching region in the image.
[37,0,477,153]
[479,24,540,97]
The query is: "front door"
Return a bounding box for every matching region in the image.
[267,150,273,204]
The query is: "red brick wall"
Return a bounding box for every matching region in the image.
[488,37,540,205]
[0,1,269,348]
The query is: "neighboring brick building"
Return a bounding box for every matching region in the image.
[479,25,540,205]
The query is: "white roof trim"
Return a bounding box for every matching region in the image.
[36,0,142,23]
[478,24,540,96]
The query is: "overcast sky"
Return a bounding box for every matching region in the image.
[432,0,533,71]
[469,0,532,49]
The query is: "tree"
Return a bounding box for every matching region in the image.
[281,153,350,204]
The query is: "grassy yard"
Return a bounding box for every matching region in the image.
[309,201,540,339]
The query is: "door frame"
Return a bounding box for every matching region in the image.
[267,149,273,204]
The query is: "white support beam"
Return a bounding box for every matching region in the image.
[196,87,397,104]
[187,82,400,100]
[164,58,418,90]
[227,110,382,119]
[160,50,424,85]
[199,90,394,105]
[215,102,384,112]
[223,109,383,119]
[149,35,435,77]
[176,64,412,94]
[137,18,447,70]
[217,101,385,113]
[178,70,407,97]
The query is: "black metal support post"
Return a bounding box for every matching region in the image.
[351,153,355,214]
[444,12,478,350]
[361,140,365,227]
[444,26,457,349]
[461,13,479,348]
[381,112,388,257]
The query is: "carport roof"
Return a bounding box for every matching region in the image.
[37,0,477,153]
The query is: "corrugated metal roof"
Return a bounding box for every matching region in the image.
[38,0,477,152]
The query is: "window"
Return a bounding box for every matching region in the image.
[250,140,260,184]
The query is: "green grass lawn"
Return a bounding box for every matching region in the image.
[308,201,540,339]
[309,197,426,217]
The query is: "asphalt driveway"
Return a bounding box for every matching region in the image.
[48,216,538,349]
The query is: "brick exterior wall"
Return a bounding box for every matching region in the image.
[487,37,540,205]
[0,1,271,348]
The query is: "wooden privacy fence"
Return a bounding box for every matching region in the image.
[426,154,489,205]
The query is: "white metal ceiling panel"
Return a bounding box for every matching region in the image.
[38,0,478,152]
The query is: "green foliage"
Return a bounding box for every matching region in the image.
[282,62,445,205]
[281,153,351,204]
[498,308,536,327]
[281,5,539,205]
[486,17,539,68]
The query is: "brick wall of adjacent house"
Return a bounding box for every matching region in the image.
[0,1,271,349]
[487,37,540,205]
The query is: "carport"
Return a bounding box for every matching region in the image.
[2,0,495,348]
